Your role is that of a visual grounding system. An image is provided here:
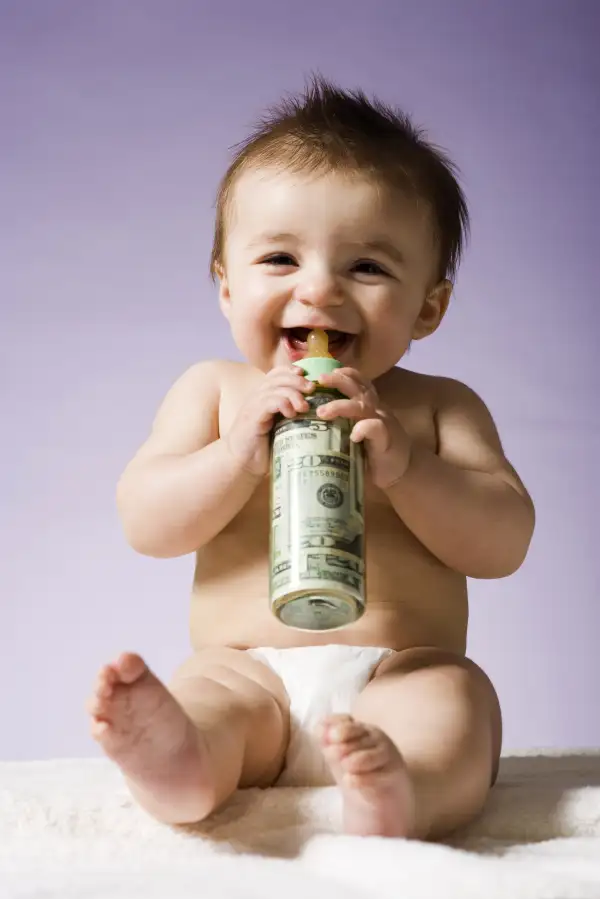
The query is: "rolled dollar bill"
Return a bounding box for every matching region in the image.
[269,388,366,631]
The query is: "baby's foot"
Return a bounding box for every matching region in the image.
[319,714,415,838]
[86,653,216,823]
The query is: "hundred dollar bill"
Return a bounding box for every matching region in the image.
[269,399,365,628]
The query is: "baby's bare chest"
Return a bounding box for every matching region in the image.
[192,366,464,649]
[216,366,438,557]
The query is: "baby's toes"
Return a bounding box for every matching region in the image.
[86,665,118,719]
[318,714,353,739]
[113,652,148,684]
[320,715,365,747]
[86,689,111,722]
[96,664,119,698]
[89,716,110,741]
[342,739,389,775]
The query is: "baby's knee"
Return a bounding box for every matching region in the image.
[382,647,502,778]
[169,648,289,734]
[374,647,493,693]
[365,647,501,731]
[168,650,289,782]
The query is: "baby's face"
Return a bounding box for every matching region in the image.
[217,167,450,379]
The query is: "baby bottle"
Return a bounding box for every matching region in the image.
[269,329,366,630]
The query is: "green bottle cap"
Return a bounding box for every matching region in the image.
[293,355,342,381]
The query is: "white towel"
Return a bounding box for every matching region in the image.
[0,750,599,898]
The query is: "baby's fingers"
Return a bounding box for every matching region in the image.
[351,417,390,451]
[266,366,315,393]
[257,388,308,426]
[316,397,367,420]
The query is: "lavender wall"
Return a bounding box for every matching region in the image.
[1,1,598,760]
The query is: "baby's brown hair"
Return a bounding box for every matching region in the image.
[210,74,469,284]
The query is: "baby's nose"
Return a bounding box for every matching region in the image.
[296,275,344,308]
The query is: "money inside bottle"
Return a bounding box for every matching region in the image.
[269,330,366,631]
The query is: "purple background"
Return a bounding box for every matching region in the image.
[1,1,598,760]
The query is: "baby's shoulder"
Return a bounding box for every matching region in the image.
[181,358,260,390]
[377,366,475,412]
[184,358,264,412]
[210,359,264,397]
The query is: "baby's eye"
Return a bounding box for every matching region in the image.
[353,260,388,276]
[262,254,297,266]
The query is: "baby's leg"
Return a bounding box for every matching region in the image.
[86,649,289,825]
[320,647,501,840]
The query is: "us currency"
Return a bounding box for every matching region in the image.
[270,411,365,602]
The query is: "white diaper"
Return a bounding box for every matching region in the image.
[247,644,394,787]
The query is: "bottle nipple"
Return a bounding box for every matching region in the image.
[306,328,331,358]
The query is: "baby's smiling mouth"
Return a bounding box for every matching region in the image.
[281,327,355,359]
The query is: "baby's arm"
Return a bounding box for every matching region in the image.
[384,378,535,579]
[116,361,260,558]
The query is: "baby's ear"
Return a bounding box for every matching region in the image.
[412,279,452,340]
[214,263,231,319]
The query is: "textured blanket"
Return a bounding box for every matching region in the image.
[1,750,599,898]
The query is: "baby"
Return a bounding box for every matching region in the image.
[87,77,535,840]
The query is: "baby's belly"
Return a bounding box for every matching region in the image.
[188,534,469,654]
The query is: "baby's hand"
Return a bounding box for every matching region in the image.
[317,368,412,490]
[225,365,314,476]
